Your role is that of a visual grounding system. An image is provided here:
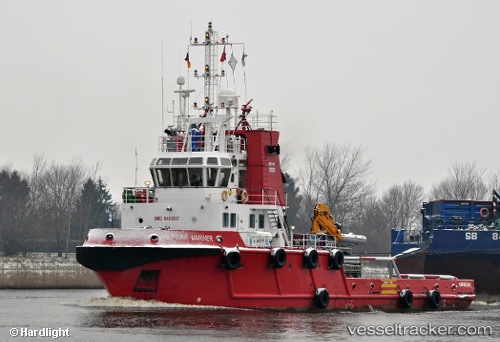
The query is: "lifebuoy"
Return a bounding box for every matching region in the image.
[270,248,286,268]
[328,249,344,270]
[399,289,414,309]
[241,190,249,204]
[221,190,228,201]
[314,288,329,309]
[480,207,489,218]
[222,249,241,270]
[427,290,441,309]
[303,248,319,269]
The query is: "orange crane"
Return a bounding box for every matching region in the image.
[311,203,343,242]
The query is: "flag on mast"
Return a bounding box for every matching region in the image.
[220,46,226,62]
[241,52,248,67]
[185,52,191,68]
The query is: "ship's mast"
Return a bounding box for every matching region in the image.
[191,22,243,119]
[203,22,216,115]
[162,22,245,153]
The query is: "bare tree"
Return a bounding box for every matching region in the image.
[25,154,48,241]
[296,147,321,232]
[430,161,487,200]
[351,194,389,253]
[28,153,48,207]
[487,169,500,195]
[298,143,375,228]
[380,181,424,230]
[38,158,89,257]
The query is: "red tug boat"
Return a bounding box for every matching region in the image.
[77,22,475,311]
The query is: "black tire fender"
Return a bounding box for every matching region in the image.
[303,248,319,269]
[328,249,344,270]
[399,289,414,309]
[270,248,286,268]
[222,248,241,270]
[427,290,441,309]
[314,288,329,309]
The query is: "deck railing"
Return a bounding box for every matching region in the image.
[122,187,281,205]
[291,234,338,250]
[158,135,249,153]
[157,113,277,153]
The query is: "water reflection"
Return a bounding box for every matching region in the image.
[76,295,500,340]
[78,296,357,339]
[83,307,350,337]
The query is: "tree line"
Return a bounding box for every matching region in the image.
[283,143,500,253]
[2,146,498,256]
[0,154,117,257]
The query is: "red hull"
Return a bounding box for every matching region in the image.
[82,244,474,311]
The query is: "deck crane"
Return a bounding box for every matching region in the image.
[311,202,343,242]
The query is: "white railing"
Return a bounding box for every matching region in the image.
[245,113,277,131]
[158,134,248,153]
[344,256,402,279]
[122,187,154,203]
[121,187,281,205]
[291,233,338,250]
[157,113,276,153]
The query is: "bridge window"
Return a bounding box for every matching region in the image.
[206,168,231,187]
[155,169,172,187]
[152,156,232,188]
[207,157,218,165]
[188,168,203,187]
[172,169,188,186]
[220,168,231,187]
[172,158,188,165]
[207,168,217,186]
[189,157,203,165]
[157,158,171,165]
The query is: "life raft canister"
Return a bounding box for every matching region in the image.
[399,289,414,309]
[314,288,330,309]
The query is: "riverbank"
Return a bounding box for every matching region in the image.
[0,253,103,289]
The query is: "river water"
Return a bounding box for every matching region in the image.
[1,289,499,341]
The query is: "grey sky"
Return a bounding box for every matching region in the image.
[1,1,499,201]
